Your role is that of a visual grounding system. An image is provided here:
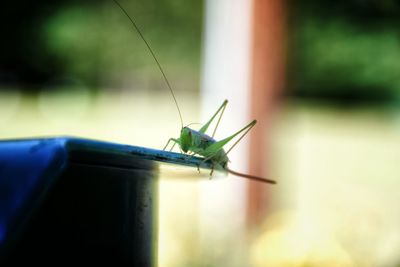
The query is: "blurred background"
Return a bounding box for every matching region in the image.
[1,0,400,266]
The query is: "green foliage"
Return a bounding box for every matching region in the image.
[289,0,400,103]
[41,0,203,90]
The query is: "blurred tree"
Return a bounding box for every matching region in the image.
[287,0,400,105]
[0,0,66,88]
[0,0,203,91]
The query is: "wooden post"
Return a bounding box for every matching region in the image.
[247,0,287,227]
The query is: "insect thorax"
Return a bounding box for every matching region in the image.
[180,127,229,167]
[187,128,215,147]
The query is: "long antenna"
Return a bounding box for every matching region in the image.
[112,0,184,128]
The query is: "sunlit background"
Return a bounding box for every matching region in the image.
[1,0,400,266]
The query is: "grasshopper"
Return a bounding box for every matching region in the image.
[113,0,276,184]
[163,100,276,184]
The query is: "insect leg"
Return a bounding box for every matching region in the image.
[224,120,256,156]
[199,100,228,134]
[163,138,180,151]
[169,142,176,152]
[201,120,257,157]
[200,121,257,178]
[211,100,227,138]
[163,138,173,150]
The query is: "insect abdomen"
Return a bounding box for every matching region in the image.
[189,129,215,148]
[188,128,228,167]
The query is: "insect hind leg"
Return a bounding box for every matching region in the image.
[199,100,228,136]
[224,120,256,156]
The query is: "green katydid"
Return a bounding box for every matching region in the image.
[113,0,276,184]
[163,100,276,184]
